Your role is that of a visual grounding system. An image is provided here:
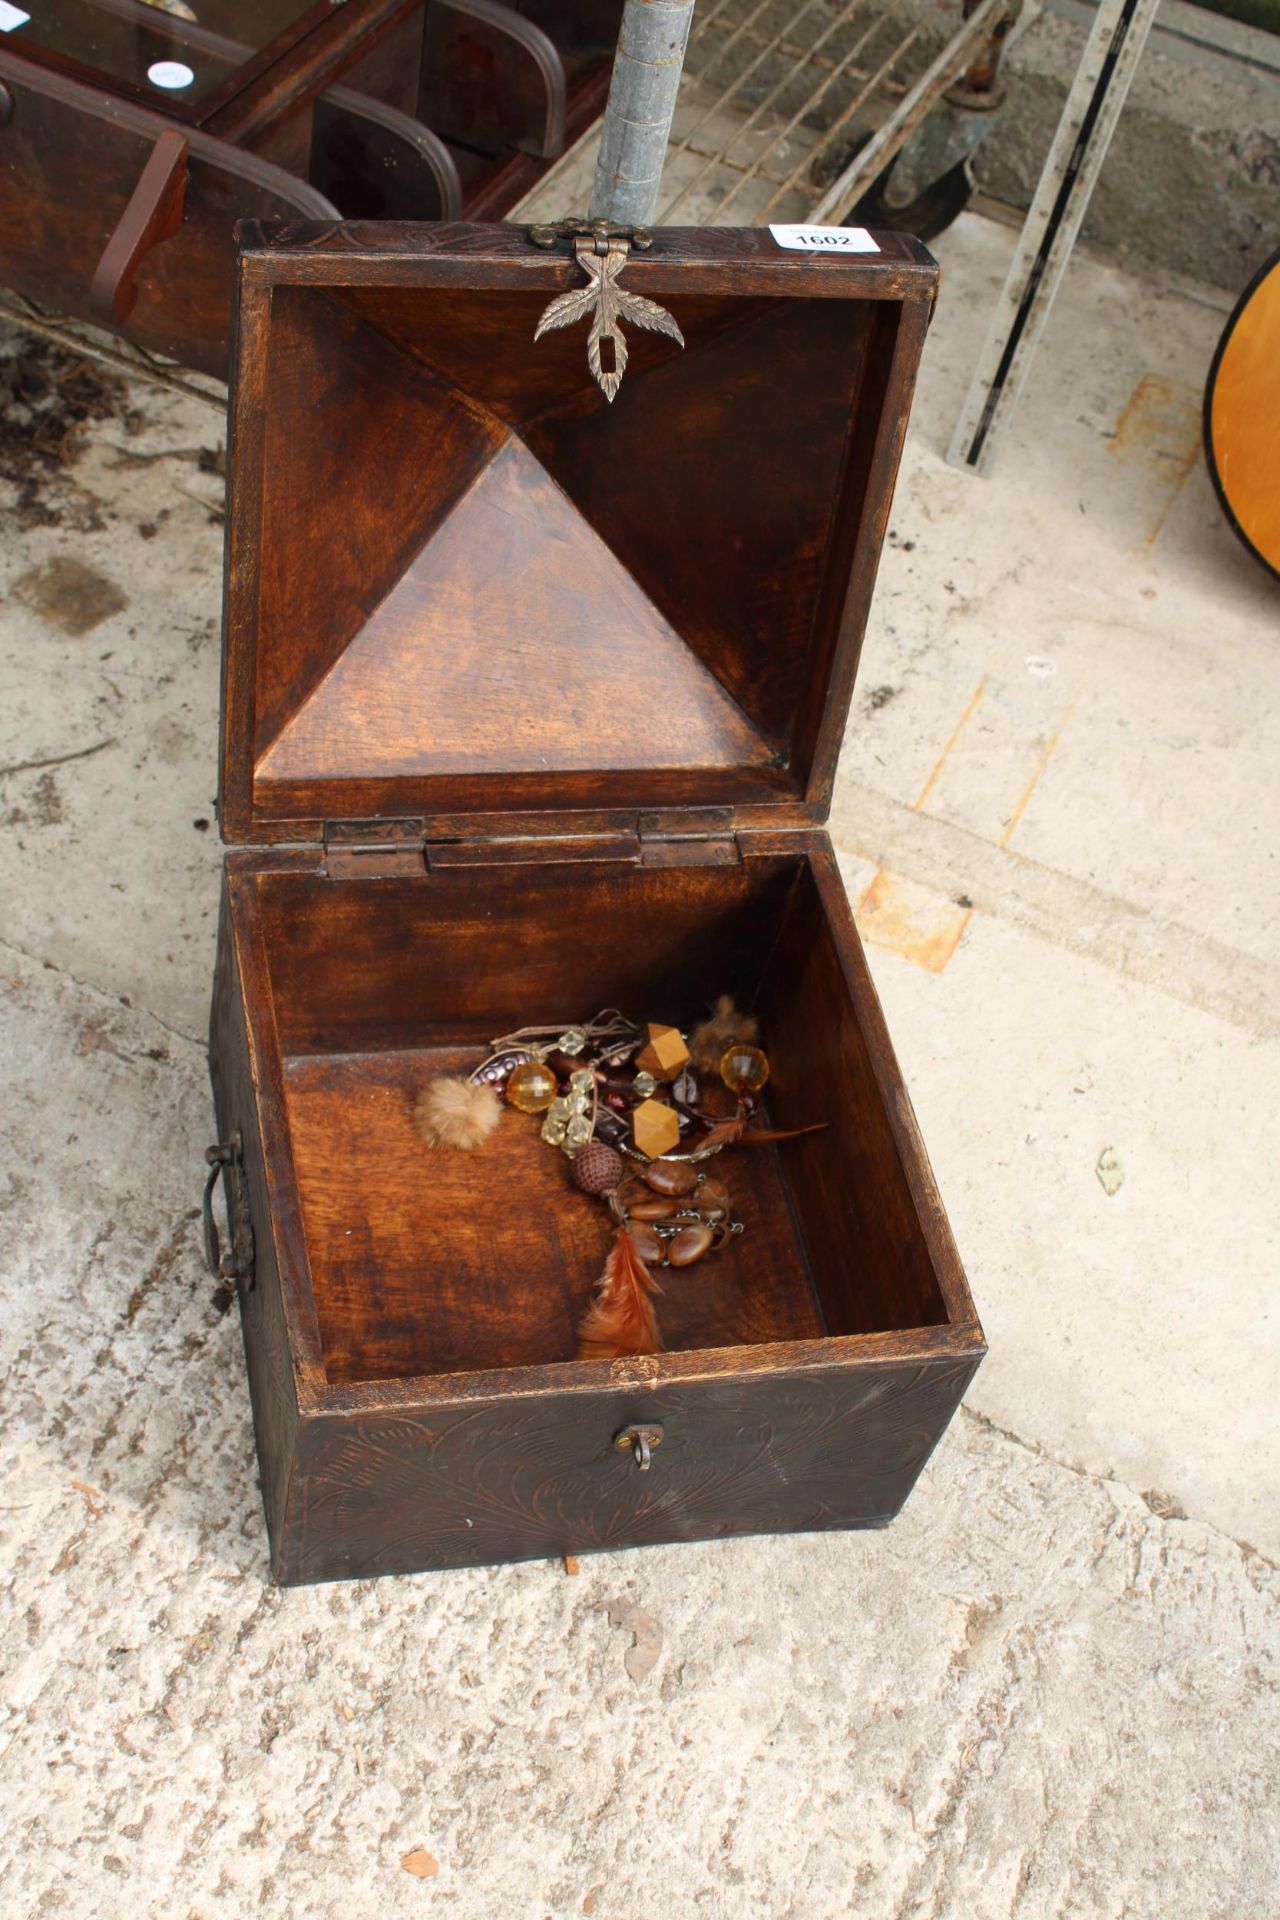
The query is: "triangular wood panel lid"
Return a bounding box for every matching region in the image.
[256,438,773,784]
[221,224,937,841]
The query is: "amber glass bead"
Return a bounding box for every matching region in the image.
[506,1060,558,1113]
[720,1044,770,1094]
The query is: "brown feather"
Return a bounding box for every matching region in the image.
[737,1121,829,1146]
[696,1113,748,1153]
[697,1113,829,1152]
[575,1229,664,1361]
[688,995,759,1073]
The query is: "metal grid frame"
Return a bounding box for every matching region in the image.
[659,0,1007,226]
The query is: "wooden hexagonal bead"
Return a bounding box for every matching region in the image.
[634,1022,691,1081]
[631,1096,682,1160]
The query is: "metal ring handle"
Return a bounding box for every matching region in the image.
[614,1424,664,1471]
[202,1145,233,1278]
[202,1136,254,1294]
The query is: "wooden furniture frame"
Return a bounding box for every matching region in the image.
[0,0,621,373]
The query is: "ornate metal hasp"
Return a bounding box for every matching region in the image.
[529,219,684,403]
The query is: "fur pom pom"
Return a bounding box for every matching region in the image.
[575,1228,664,1361]
[689,995,758,1073]
[414,1075,501,1150]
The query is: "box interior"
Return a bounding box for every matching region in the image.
[247,850,952,1387]
[230,270,906,833]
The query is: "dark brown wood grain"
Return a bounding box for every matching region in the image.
[513,0,625,75]
[89,126,189,324]
[332,6,425,119]
[757,854,958,1337]
[252,434,777,788]
[0,7,628,374]
[420,0,565,161]
[209,878,304,1554]
[219,226,938,844]
[250,283,506,759]
[283,1352,981,1582]
[522,295,875,758]
[214,836,980,1582]
[0,0,245,122]
[209,223,982,1584]
[284,1045,828,1383]
[453,49,611,220]
[308,89,463,222]
[200,0,424,144]
[244,853,802,1057]
[238,218,936,278]
[0,52,338,377]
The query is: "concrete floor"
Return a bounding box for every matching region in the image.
[0,212,1277,1918]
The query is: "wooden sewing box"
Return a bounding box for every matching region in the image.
[208,219,985,1585]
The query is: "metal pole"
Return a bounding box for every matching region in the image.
[947,0,1160,475]
[590,0,696,225]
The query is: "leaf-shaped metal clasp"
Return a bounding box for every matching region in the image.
[531,222,684,404]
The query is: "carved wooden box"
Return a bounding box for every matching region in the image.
[208,221,985,1584]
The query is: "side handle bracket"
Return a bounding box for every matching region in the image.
[90,127,189,326]
[203,1132,256,1309]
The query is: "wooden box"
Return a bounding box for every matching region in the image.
[208,221,985,1585]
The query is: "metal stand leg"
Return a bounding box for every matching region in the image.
[947,0,1161,477]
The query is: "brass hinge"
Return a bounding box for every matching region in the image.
[324,814,742,876]
[637,809,741,868]
[323,819,427,878]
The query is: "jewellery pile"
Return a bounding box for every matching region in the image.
[414,997,824,1361]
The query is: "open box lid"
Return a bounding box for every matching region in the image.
[219,221,937,846]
